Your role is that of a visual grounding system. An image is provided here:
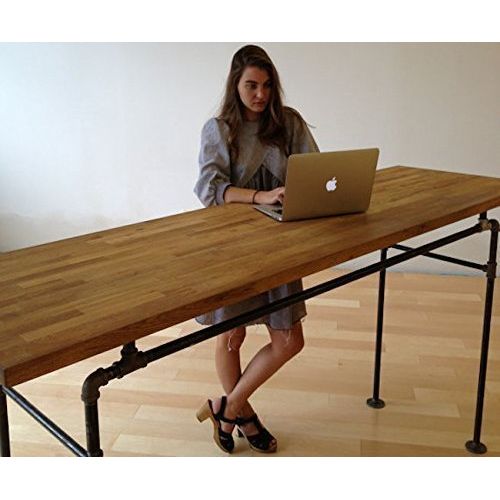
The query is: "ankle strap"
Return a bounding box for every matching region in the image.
[216,396,237,424]
[236,413,261,430]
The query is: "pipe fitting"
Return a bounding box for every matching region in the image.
[479,219,492,231]
[81,367,117,404]
[81,343,148,404]
[489,219,499,232]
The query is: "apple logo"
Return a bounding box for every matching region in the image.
[326,177,338,192]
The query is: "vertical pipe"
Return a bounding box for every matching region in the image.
[367,248,387,409]
[466,220,498,454]
[0,386,11,457]
[85,401,103,457]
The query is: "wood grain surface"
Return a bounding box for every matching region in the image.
[1,166,500,386]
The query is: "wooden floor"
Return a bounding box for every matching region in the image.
[6,268,500,457]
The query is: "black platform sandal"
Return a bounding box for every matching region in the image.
[196,396,237,453]
[236,414,277,454]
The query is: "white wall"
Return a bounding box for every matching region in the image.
[1,43,499,274]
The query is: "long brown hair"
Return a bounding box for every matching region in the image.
[218,44,303,163]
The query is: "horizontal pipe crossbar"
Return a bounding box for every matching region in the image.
[391,244,487,271]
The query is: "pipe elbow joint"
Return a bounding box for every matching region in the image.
[81,368,111,404]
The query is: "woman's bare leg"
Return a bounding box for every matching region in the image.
[213,327,255,433]
[215,327,246,394]
[217,322,305,429]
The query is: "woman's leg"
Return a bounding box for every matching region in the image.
[213,327,256,432]
[215,327,246,395]
[221,321,305,422]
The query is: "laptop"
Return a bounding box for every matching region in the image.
[254,148,379,222]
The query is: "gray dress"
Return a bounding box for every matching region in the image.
[193,109,319,330]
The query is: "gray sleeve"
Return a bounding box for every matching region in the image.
[193,118,232,207]
[290,113,320,154]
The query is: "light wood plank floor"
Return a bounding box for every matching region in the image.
[6,268,500,457]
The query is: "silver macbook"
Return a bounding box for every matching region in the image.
[254,148,379,222]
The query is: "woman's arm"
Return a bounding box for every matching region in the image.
[287,108,320,155]
[224,186,285,205]
[193,118,232,207]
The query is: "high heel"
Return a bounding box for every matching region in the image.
[236,413,277,453]
[196,396,236,453]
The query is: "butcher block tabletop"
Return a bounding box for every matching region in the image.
[1,166,500,386]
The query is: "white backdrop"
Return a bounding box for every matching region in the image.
[1,43,499,274]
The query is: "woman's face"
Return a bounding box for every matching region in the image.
[237,66,272,121]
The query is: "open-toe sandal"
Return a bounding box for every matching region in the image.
[196,395,236,453]
[236,413,277,453]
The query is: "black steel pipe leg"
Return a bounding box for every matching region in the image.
[0,386,11,457]
[82,367,107,457]
[367,248,387,409]
[465,219,498,455]
[84,402,103,457]
[81,342,148,457]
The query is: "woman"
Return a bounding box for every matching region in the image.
[194,45,319,454]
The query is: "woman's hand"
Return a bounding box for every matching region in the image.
[255,187,285,205]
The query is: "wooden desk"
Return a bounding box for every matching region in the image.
[1,166,499,456]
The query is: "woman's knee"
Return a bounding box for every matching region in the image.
[289,325,305,355]
[269,322,304,356]
[217,327,246,351]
